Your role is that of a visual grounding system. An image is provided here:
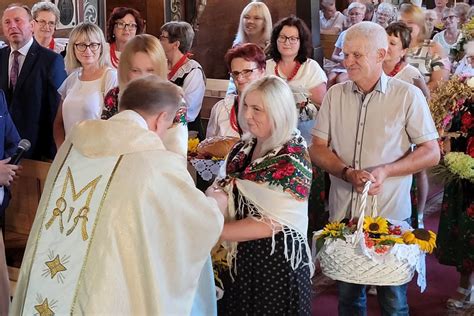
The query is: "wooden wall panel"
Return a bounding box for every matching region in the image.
[192,0,296,79]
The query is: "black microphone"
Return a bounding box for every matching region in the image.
[10,139,31,165]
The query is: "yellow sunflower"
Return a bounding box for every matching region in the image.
[320,222,345,238]
[188,137,199,153]
[402,229,437,254]
[363,216,389,235]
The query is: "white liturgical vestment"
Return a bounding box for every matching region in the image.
[10,110,223,315]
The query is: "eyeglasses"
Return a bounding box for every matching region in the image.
[467,56,474,62]
[115,21,138,30]
[376,12,392,19]
[349,12,364,17]
[277,35,299,45]
[74,43,101,52]
[230,68,258,79]
[442,15,457,21]
[158,34,169,41]
[34,19,56,28]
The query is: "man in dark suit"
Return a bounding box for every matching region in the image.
[0,89,20,314]
[1,4,66,160]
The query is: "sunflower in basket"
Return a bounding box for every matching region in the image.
[319,222,347,239]
[402,229,437,254]
[363,216,389,236]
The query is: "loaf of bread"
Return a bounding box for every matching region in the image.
[197,136,239,159]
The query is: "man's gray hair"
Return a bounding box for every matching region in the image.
[345,21,388,51]
[348,2,366,12]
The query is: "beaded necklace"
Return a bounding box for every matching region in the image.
[110,42,119,69]
[274,61,301,82]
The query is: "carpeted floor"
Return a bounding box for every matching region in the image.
[311,189,474,316]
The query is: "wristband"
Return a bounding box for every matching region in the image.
[341,166,352,182]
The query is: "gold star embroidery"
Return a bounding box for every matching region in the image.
[45,255,67,279]
[34,298,54,316]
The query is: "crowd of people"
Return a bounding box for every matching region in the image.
[0,0,472,315]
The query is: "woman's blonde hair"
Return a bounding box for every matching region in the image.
[238,75,297,155]
[399,4,428,43]
[233,2,272,47]
[65,22,110,73]
[118,34,168,91]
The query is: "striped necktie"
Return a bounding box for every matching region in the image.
[10,50,20,89]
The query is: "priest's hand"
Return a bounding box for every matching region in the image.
[0,158,19,186]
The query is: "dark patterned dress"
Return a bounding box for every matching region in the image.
[217,134,312,315]
[437,104,474,273]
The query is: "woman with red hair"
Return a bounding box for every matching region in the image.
[206,43,266,138]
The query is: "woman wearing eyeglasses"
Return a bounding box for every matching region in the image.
[433,8,462,58]
[266,15,327,144]
[106,7,144,69]
[31,2,66,55]
[266,16,327,243]
[206,43,266,138]
[53,23,117,149]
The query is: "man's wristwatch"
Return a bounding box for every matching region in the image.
[341,166,353,182]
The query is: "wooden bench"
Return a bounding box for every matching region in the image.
[320,33,339,60]
[4,159,51,292]
[201,78,229,132]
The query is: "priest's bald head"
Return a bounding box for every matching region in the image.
[119,75,184,137]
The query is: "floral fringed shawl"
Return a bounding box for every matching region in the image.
[218,131,314,276]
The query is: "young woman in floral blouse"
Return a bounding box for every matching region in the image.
[102,34,187,157]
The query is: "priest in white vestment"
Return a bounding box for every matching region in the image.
[10,76,224,315]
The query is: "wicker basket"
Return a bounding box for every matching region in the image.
[316,182,424,286]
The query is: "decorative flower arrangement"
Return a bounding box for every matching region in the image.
[429,73,474,184]
[431,152,474,184]
[317,216,437,255]
[451,17,474,62]
[428,75,474,131]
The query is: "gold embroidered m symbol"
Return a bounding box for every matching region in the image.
[45,166,102,241]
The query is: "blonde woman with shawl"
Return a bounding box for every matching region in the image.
[208,76,313,315]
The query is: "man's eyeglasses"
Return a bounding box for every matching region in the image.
[115,21,138,30]
[74,43,101,52]
[34,19,56,28]
[230,68,258,80]
[277,35,300,45]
